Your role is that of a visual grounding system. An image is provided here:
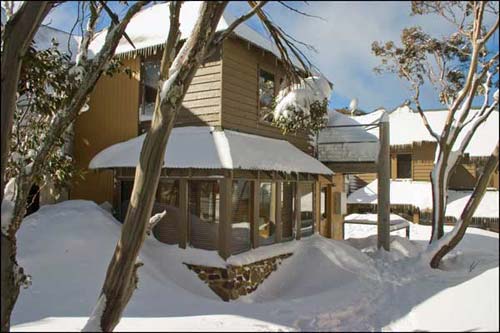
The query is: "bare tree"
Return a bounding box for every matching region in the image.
[86,1,328,330]
[372,1,499,268]
[0,2,147,331]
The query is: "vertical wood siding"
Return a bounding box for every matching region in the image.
[71,57,140,203]
[220,37,311,153]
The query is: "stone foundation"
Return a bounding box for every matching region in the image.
[185,253,293,301]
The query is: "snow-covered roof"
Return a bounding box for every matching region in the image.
[348,106,499,158]
[317,110,379,162]
[348,179,499,219]
[33,25,80,59]
[89,126,333,175]
[89,2,291,64]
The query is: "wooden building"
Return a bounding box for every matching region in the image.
[69,2,341,259]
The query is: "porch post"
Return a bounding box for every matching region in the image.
[294,182,302,240]
[275,181,282,243]
[219,176,232,259]
[331,173,345,240]
[251,180,260,248]
[325,184,334,238]
[114,173,122,221]
[178,179,188,249]
[378,113,391,250]
[313,181,320,234]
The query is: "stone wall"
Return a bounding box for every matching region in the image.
[185,253,293,301]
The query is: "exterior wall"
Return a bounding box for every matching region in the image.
[412,142,435,181]
[71,57,140,203]
[220,37,311,153]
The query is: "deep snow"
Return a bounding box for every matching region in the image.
[10,200,499,331]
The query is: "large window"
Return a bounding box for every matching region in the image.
[281,182,295,240]
[299,183,314,237]
[152,180,180,244]
[140,60,160,122]
[189,181,219,250]
[397,154,412,179]
[259,182,277,245]
[231,180,251,254]
[258,69,275,123]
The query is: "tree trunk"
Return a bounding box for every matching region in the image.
[94,3,228,331]
[429,143,499,268]
[430,149,448,242]
[1,2,51,204]
[0,233,21,332]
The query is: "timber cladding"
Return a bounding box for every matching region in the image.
[71,57,140,203]
[220,37,311,153]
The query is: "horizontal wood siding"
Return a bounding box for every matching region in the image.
[412,142,435,181]
[221,37,311,153]
[71,57,140,203]
[176,58,222,127]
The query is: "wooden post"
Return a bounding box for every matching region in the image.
[378,113,390,251]
[313,181,320,234]
[114,176,122,221]
[295,182,301,240]
[275,181,282,243]
[325,184,334,238]
[390,154,397,180]
[331,173,345,240]
[412,210,420,224]
[218,177,232,259]
[251,180,260,248]
[178,179,188,249]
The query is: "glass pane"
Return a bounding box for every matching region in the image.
[120,180,134,222]
[231,180,251,254]
[259,182,276,246]
[189,181,219,250]
[281,182,294,240]
[141,60,160,119]
[152,180,180,245]
[397,154,412,179]
[258,69,275,122]
[299,183,314,237]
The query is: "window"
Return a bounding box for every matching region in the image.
[259,182,277,245]
[120,180,134,222]
[258,69,275,123]
[281,182,295,240]
[189,181,219,250]
[397,154,412,179]
[231,180,251,254]
[299,183,314,237]
[140,60,160,122]
[152,180,180,245]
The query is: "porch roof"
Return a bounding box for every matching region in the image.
[89,126,333,175]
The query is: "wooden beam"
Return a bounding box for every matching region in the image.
[313,181,320,234]
[294,182,301,240]
[251,180,260,248]
[325,184,334,238]
[378,116,391,250]
[178,179,188,249]
[114,174,122,221]
[218,176,233,259]
[331,173,345,240]
[275,181,282,243]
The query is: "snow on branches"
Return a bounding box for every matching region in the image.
[271,74,332,134]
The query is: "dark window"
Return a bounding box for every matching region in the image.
[120,180,134,222]
[140,60,160,122]
[231,180,251,254]
[258,69,275,123]
[397,154,412,179]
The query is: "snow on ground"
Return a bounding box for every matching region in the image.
[11,200,499,331]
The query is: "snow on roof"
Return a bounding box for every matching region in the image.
[317,110,379,162]
[88,2,286,63]
[348,179,499,219]
[348,106,499,158]
[33,25,81,60]
[89,126,333,175]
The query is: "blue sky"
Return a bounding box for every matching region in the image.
[18,1,500,112]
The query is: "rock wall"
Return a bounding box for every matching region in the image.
[185,253,292,301]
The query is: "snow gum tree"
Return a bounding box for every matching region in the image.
[88,1,328,331]
[371,1,499,268]
[1,2,148,331]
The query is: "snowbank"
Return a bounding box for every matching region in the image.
[11,200,499,332]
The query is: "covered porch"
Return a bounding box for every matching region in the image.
[89,126,334,259]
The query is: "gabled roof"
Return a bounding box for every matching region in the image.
[88,2,284,60]
[89,126,333,175]
[333,105,498,158]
